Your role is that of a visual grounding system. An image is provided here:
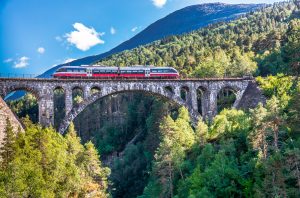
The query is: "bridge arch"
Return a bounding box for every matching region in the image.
[90,86,101,95]
[58,88,199,134]
[216,83,245,111]
[0,85,40,124]
[180,86,190,101]
[164,85,175,95]
[2,85,40,100]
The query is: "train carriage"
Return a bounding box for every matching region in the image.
[53,65,180,79]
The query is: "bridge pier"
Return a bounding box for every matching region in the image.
[38,90,54,127]
[233,90,245,108]
[207,89,218,121]
[65,88,73,116]
[189,87,198,113]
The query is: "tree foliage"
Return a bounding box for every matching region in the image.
[0,119,110,198]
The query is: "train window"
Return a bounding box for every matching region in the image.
[93,70,99,74]
[80,69,85,73]
[67,69,72,72]
[57,68,66,72]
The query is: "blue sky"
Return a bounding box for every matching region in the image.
[0,0,280,75]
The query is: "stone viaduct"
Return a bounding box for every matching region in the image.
[0,77,264,134]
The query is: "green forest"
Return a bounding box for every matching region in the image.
[2,1,300,197]
[0,118,110,197]
[97,1,300,78]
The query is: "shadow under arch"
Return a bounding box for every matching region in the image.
[217,86,238,113]
[196,85,209,117]
[180,86,190,101]
[90,86,101,95]
[58,89,199,134]
[53,86,66,129]
[72,86,84,107]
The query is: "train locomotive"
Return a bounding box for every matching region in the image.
[53,65,180,79]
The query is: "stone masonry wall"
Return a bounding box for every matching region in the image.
[0,97,24,145]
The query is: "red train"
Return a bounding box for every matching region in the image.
[53,66,180,78]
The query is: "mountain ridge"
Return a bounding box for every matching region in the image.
[40,3,264,77]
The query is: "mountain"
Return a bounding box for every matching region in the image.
[97,1,299,78]
[39,3,263,78]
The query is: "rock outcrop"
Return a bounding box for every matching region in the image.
[0,97,24,145]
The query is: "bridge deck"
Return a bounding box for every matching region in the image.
[0,77,251,82]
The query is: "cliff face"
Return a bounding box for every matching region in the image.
[0,97,24,144]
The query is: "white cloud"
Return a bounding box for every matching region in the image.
[131,27,138,32]
[151,0,167,8]
[55,36,62,42]
[110,27,116,35]
[64,58,76,63]
[3,58,13,63]
[37,47,45,54]
[14,56,29,68]
[65,22,104,51]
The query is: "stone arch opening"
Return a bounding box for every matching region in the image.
[4,87,39,123]
[72,86,84,107]
[91,86,101,95]
[64,90,195,198]
[197,86,208,116]
[59,88,197,134]
[180,86,189,101]
[54,86,65,130]
[217,87,237,113]
[164,86,174,95]
[4,86,39,101]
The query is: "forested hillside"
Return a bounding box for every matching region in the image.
[2,1,300,197]
[97,1,300,78]
[39,3,262,78]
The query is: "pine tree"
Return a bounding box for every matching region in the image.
[152,108,195,198]
[265,96,284,151]
[250,104,268,159]
[154,116,178,198]
[0,118,16,170]
[288,82,300,137]
[262,153,287,197]
[64,122,85,196]
[195,120,208,146]
[284,147,300,195]
[65,122,84,160]
[81,141,110,198]
[283,19,300,77]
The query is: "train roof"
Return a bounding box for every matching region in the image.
[59,65,176,70]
